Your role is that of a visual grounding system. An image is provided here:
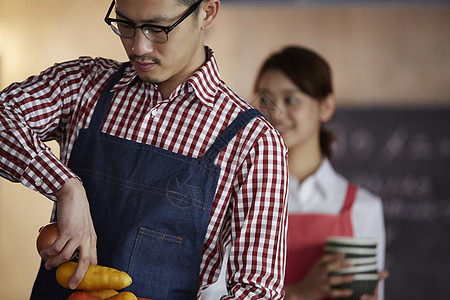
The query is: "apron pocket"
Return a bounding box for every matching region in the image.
[128,227,183,299]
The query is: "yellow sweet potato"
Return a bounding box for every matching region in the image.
[105,292,137,300]
[86,289,119,299]
[56,262,132,290]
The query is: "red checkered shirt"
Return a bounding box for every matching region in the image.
[0,47,288,299]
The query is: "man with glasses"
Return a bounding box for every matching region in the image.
[0,0,288,299]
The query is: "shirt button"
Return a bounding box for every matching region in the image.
[35,179,43,187]
[151,109,158,117]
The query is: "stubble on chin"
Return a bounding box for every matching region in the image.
[129,53,162,84]
[140,75,160,85]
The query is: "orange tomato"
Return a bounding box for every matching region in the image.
[36,222,59,260]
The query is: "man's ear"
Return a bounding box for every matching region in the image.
[200,0,220,30]
[319,93,336,122]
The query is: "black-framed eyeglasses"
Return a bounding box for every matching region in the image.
[104,0,204,44]
[250,91,282,121]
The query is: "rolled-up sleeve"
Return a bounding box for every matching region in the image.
[0,61,85,199]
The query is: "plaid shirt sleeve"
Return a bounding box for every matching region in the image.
[222,127,289,300]
[0,59,92,199]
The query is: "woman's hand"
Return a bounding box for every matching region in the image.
[360,269,389,300]
[39,178,98,289]
[285,252,354,300]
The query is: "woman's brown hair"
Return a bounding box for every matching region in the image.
[253,46,336,159]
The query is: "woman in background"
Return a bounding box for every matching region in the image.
[254,46,388,300]
[203,46,388,300]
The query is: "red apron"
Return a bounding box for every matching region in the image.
[285,183,357,293]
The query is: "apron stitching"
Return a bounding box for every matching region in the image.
[139,227,183,244]
[74,167,212,209]
[83,132,220,171]
[128,232,142,278]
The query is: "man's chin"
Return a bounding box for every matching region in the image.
[137,73,160,85]
[130,62,159,84]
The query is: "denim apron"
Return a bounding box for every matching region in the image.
[30,63,262,299]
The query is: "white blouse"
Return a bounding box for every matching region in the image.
[203,159,386,299]
[289,159,386,272]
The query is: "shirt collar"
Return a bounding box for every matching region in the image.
[315,157,338,201]
[111,46,221,110]
[184,46,221,109]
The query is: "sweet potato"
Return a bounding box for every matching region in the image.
[105,292,137,300]
[56,262,132,290]
[86,289,119,299]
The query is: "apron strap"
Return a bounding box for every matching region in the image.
[341,182,358,214]
[202,108,263,163]
[88,62,130,131]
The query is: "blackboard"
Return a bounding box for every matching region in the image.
[328,107,450,300]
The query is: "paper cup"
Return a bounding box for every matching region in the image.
[332,273,379,300]
[325,245,377,258]
[330,263,378,276]
[343,256,377,266]
[326,236,377,249]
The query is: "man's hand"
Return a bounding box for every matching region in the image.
[40,178,97,289]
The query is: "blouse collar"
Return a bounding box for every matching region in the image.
[315,158,339,201]
[289,158,338,204]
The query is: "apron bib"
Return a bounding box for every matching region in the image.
[30,63,262,299]
[285,183,357,299]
